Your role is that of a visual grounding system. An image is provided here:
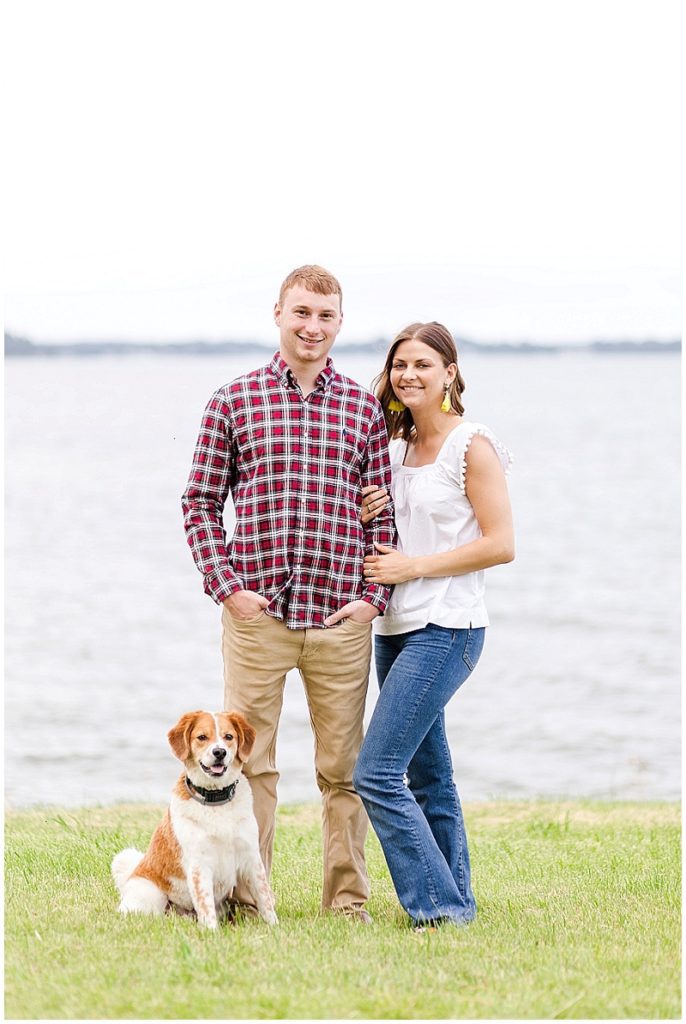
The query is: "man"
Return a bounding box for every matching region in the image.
[182,265,395,922]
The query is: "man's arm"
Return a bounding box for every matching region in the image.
[359,403,396,613]
[181,390,244,603]
[324,403,396,627]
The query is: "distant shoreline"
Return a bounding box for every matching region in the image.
[4,332,681,357]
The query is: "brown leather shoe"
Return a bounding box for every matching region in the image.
[332,907,373,924]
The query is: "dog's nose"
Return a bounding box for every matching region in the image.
[212,747,227,761]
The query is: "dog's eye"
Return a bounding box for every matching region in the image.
[224,733,233,741]
[196,734,208,742]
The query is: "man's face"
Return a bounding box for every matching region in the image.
[274,285,343,371]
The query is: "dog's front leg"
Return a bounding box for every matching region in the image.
[187,864,218,929]
[241,856,278,925]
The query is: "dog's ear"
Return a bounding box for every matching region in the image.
[168,711,203,762]
[228,712,256,763]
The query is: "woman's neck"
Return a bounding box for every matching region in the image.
[411,409,462,446]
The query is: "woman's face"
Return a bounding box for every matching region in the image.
[389,339,456,412]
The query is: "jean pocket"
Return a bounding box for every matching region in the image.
[461,627,485,672]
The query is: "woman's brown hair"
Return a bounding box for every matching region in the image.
[373,322,466,440]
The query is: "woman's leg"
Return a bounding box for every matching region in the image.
[373,629,402,688]
[409,627,484,907]
[354,625,484,925]
[407,710,474,908]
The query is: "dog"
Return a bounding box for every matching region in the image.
[111,710,277,929]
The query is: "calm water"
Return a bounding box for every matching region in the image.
[4,348,681,807]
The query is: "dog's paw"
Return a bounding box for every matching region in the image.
[198,916,218,930]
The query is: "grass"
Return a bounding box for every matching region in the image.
[4,800,681,1019]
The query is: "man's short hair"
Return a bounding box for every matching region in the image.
[278,265,343,307]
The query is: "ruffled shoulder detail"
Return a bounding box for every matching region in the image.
[446,422,513,495]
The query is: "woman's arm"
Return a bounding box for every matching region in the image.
[363,435,514,585]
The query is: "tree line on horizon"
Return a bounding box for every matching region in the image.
[4,331,681,357]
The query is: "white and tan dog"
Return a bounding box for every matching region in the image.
[111,710,277,929]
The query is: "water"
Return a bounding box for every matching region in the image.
[4,348,680,807]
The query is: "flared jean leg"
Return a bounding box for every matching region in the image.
[407,711,473,905]
[353,624,484,925]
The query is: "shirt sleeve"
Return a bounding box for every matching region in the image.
[359,402,397,613]
[447,423,514,495]
[181,390,244,603]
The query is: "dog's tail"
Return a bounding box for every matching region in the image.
[111,848,144,892]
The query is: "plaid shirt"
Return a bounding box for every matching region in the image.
[182,352,395,628]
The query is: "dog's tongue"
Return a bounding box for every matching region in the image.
[209,764,226,775]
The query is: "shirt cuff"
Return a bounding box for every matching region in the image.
[361,585,391,614]
[203,568,244,605]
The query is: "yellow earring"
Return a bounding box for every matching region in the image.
[389,398,406,412]
[441,385,451,413]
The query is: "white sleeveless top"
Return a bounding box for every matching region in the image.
[375,421,513,636]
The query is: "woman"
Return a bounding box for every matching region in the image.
[355,321,514,929]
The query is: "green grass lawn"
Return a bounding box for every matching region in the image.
[4,800,680,1019]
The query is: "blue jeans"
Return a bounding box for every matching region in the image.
[353,623,485,926]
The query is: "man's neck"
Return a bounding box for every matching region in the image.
[280,354,328,397]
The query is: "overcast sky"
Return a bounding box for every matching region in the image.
[3,0,682,345]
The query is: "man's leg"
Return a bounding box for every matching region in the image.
[298,618,372,912]
[222,610,301,884]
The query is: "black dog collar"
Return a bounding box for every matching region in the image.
[185,776,239,806]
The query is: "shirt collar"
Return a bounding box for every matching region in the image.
[269,351,337,393]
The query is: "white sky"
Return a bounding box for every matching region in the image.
[2,0,683,344]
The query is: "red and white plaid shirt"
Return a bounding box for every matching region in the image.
[182,352,395,628]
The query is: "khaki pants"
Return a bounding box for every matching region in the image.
[222,609,373,911]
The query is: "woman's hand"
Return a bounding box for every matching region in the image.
[361,484,390,524]
[363,543,416,585]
